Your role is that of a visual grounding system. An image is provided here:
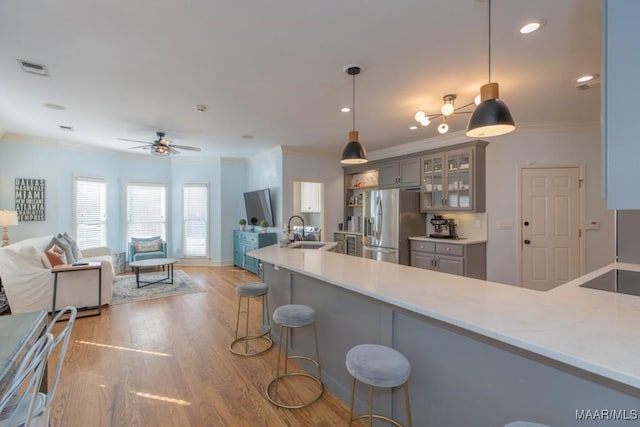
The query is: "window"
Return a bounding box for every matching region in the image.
[126,183,166,243]
[75,178,107,250]
[183,184,209,257]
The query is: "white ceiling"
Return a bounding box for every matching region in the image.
[0,0,601,159]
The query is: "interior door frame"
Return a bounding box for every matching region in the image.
[516,163,586,287]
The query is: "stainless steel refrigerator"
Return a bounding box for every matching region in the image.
[363,188,425,265]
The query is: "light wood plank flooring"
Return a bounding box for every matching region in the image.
[47,265,360,427]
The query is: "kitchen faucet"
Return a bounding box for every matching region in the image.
[287,215,305,242]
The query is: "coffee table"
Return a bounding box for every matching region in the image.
[129,258,178,288]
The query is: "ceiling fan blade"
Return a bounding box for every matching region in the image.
[171,144,201,152]
[169,147,181,155]
[118,138,153,144]
[128,145,153,150]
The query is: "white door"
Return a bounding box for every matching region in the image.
[521,167,582,291]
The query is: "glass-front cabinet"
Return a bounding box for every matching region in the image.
[420,141,487,212]
[421,155,445,210]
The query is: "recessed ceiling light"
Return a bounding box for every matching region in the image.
[194,104,207,113]
[519,20,545,34]
[59,125,74,131]
[409,126,418,130]
[241,135,254,139]
[576,75,594,83]
[341,107,351,113]
[44,103,65,110]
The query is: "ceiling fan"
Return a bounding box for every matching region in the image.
[118,131,202,156]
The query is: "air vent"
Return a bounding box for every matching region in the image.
[17,59,49,77]
[58,125,74,131]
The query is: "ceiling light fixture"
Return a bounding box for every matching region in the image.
[441,94,456,116]
[341,107,351,113]
[340,65,367,165]
[413,94,474,135]
[194,105,207,113]
[152,145,170,156]
[576,75,594,83]
[466,0,516,138]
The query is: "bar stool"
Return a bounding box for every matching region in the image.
[346,344,412,427]
[229,282,272,356]
[265,304,323,408]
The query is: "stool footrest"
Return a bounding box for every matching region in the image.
[265,372,324,409]
[228,331,273,356]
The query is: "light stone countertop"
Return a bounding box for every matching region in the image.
[409,236,487,245]
[249,245,640,390]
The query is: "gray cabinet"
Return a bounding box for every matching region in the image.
[602,1,640,208]
[379,158,421,189]
[333,232,363,257]
[410,239,486,279]
[420,141,488,212]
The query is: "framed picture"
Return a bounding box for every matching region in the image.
[15,178,45,221]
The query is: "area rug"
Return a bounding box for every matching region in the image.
[111,270,206,305]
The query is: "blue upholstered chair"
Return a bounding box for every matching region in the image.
[128,236,167,263]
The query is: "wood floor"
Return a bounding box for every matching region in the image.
[48,265,361,427]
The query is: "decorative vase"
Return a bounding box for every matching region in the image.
[239,224,245,231]
[261,226,268,233]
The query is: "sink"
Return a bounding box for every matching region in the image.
[288,241,337,251]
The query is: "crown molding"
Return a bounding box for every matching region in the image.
[367,120,601,161]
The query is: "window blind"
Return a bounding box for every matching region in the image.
[75,178,107,249]
[126,183,166,242]
[183,184,208,257]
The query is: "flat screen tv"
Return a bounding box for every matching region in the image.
[243,188,275,226]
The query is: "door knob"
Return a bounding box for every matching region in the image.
[524,239,531,245]
[524,221,530,226]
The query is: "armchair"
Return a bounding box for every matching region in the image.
[128,236,167,263]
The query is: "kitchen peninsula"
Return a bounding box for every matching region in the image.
[250,245,640,426]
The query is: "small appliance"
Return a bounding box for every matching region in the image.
[429,215,457,239]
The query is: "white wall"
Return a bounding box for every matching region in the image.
[0,135,247,264]
[246,147,283,229]
[282,150,344,240]
[485,127,614,285]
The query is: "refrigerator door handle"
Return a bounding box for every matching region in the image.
[375,196,382,240]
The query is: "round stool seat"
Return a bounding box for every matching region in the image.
[346,344,410,388]
[273,304,315,327]
[235,281,268,297]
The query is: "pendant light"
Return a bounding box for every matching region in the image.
[466,0,515,138]
[340,65,368,165]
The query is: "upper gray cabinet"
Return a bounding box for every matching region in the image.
[378,158,421,189]
[603,0,640,208]
[420,141,488,212]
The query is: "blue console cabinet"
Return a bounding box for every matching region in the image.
[233,230,277,275]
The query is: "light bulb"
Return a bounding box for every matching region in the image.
[438,123,449,134]
[414,111,426,122]
[441,103,455,116]
[419,117,430,127]
[474,94,481,105]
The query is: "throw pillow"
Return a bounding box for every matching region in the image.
[44,244,67,267]
[49,237,75,264]
[134,240,162,253]
[60,232,82,261]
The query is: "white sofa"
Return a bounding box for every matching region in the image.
[0,235,113,313]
